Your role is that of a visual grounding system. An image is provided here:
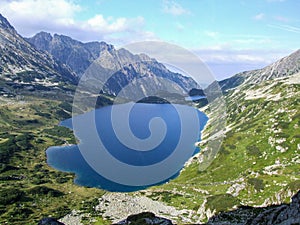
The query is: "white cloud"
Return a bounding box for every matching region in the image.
[192,46,291,65]
[253,13,265,20]
[204,31,219,38]
[0,0,156,44]
[85,14,145,34]
[268,24,300,34]
[1,0,80,26]
[192,47,292,79]
[274,16,289,22]
[162,0,191,16]
[175,22,185,31]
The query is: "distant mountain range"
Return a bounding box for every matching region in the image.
[26,28,197,97]
[0,13,197,98]
[2,12,300,99]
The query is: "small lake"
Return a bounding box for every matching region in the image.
[46,103,208,192]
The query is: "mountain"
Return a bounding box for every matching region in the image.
[0,13,299,225]
[0,14,78,98]
[219,49,300,91]
[0,13,197,100]
[27,32,198,97]
[25,32,110,77]
[87,49,298,224]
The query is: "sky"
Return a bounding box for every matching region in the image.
[0,0,300,80]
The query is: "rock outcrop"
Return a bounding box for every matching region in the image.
[112,212,174,225]
[38,217,65,225]
[111,191,300,225]
[205,190,300,225]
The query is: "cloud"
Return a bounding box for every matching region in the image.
[162,0,191,16]
[194,47,288,64]
[204,31,219,38]
[268,24,300,34]
[0,0,156,44]
[85,14,144,34]
[1,0,80,27]
[192,47,292,79]
[175,22,185,31]
[274,16,289,22]
[253,13,265,20]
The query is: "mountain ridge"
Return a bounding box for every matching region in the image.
[219,49,300,91]
[26,31,198,97]
[25,31,111,77]
[0,13,78,99]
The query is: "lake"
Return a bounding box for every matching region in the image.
[46,103,208,192]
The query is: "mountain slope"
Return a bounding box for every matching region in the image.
[0,14,78,98]
[219,49,300,91]
[26,32,110,77]
[52,50,300,224]
[109,190,300,225]
[132,53,300,223]
[27,32,198,97]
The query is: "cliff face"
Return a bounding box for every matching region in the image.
[204,190,300,225]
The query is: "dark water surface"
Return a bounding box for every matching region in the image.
[46,103,208,192]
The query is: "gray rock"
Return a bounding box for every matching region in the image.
[0,14,77,86]
[113,212,174,225]
[38,217,65,225]
[27,32,199,98]
[204,191,300,225]
[219,49,300,91]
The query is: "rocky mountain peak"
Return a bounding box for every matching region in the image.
[253,48,300,83]
[27,31,53,51]
[34,31,53,40]
[26,32,116,77]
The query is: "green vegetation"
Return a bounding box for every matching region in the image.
[0,75,299,224]
[148,79,300,223]
[0,96,106,224]
[248,178,264,191]
[206,194,240,213]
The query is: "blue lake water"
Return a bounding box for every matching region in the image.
[184,95,207,101]
[46,103,208,192]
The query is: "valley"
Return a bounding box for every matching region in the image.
[0,12,299,225]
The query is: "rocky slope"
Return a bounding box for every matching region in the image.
[27,32,198,97]
[205,190,300,225]
[219,49,300,91]
[25,32,110,77]
[33,48,300,225]
[98,51,300,225]
[0,14,77,97]
[39,190,300,224]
